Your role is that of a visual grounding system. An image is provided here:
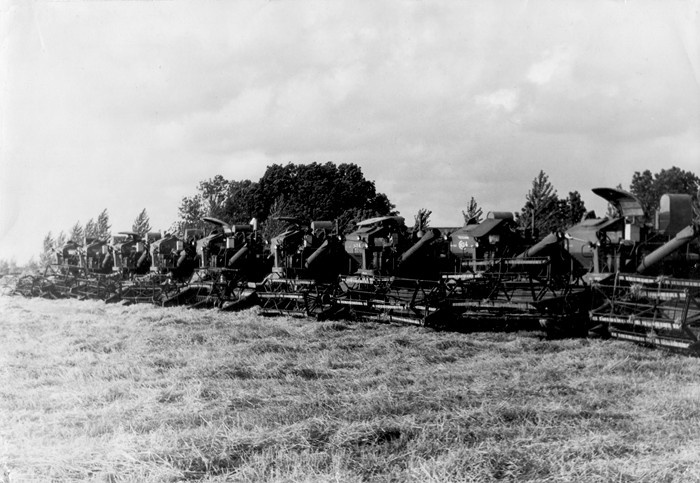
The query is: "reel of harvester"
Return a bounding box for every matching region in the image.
[442,213,590,334]
[256,217,347,317]
[163,218,269,310]
[335,216,453,326]
[583,189,700,354]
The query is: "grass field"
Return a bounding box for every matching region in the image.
[1,295,700,482]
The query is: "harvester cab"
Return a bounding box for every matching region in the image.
[112,232,151,277]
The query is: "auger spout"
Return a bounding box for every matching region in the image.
[636,224,698,274]
[227,244,249,268]
[399,228,441,265]
[517,233,559,258]
[305,239,330,269]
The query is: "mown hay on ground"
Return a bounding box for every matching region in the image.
[1,295,700,482]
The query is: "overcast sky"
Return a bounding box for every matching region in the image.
[1,0,699,263]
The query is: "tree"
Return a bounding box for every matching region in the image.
[254,162,395,229]
[132,209,151,237]
[629,170,654,219]
[174,162,396,238]
[40,231,55,268]
[630,167,700,223]
[55,231,67,250]
[563,191,587,227]
[69,222,84,244]
[223,179,258,223]
[97,209,111,239]
[176,194,208,236]
[84,218,97,241]
[462,197,483,225]
[25,257,39,272]
[261,195,292,241]
[413,208,432,233]
[519,171,560,236]
[175,177,258,235]
[198,175,233,221]
[518,172,586,235]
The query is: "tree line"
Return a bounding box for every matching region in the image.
[173,162,698,238]
[173,162,395,240]
[18,162,698,273]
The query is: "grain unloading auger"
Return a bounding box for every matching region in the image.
[581,188,700,354]
[162,218,270,309]
[256,217,347,317]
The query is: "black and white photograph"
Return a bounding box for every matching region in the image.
[1,1,699,481]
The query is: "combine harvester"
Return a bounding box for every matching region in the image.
[256,217,348,317]
[65,238,119,300]
[332,213,590,332]
[13,240,82,298]
[150,231,200,282]
[112,230,201,305]
[106,231,160,304]
[334,216,453,326]
[576,188,700,354]
[441,213,590,334]
[15,238,119,300]
[163,218,269,310]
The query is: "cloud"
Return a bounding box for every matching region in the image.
[527,46,573,85]
[1,0,699,262]
[475,88,520,112]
